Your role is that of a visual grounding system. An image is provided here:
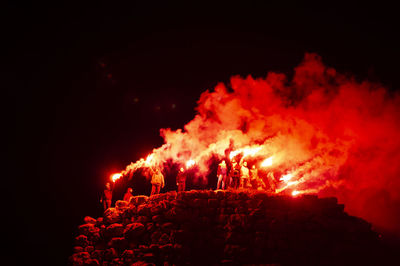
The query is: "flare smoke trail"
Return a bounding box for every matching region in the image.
[122,53,400,233]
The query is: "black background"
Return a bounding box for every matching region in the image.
[7,1,399,265]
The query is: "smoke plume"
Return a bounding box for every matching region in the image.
[124,53,400,233]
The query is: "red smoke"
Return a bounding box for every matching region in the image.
[123,53,400,234]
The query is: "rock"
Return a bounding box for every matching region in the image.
[142,252,156,262]
[137,205,151,216]
[109,237,127,251]
[104,248,117,261]
[75,235,89,248]
[160,222,174,232]
[165,191,177,200]
[71,190,383,265]
[78,223,95,236]
[115,200,129,211]
[207,198,219,208]
[103,208,120,224]
[151,215,163,223]
[90,250,104,263]
[131,261,155,266]
[69,251,99,266]
[131,195,149,206]
[124,223,145,240]
[84,216,97,224]
[73,246,84,253]
[85,246,94,253]
[95,217,103,227]
[158,233,170,245]
[134,216,148,225]
[105,223,124,238]
[121,249,135,264]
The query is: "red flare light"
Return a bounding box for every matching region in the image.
[111,173,122,182]
[186,159,195,168]
[261,156,274,167]
[280,173,293,182]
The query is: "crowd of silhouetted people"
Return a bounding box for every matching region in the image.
[101,160,277,211]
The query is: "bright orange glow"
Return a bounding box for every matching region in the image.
[113,54,400,234]
[261,156,274,167]
[186,159,195,168]
[242,146,262,158]
[111,173,122,182]
[229,146,262,160]
[229,150,239,159]
[292,190,300,196]
[280,173,293,182]
[145,154,154,165]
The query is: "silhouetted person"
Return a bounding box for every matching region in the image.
[267,171,276,192]
[100,182,113,211]
[240,161,250,189]
[176,167,187,192]
[250,165,259,189]
[151,168,165,196]
[123,187,134,202]
[230,160,241,189]
[217,160,228,189]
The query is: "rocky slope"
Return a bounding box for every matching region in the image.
[70,190,383,265]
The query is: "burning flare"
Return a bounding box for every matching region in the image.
[261,156,274,167]
[280,173,293,182]
[111,173,122,183]
[186,159,196,168]
[292,190,300,196]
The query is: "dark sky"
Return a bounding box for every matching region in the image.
[7,1,399,265]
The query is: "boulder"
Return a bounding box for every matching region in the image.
[131,195,149,206]
[103,208,120,224]
[105,223,124,238]
[84,216,97,224]
[124,223,145,240]
[78,223,95,236]
[115,200,129,211]
[75,235,89,248]
[109,237,127,251]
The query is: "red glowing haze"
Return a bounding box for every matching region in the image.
[121,53,400,233]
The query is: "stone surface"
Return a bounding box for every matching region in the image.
[70,190,383,265]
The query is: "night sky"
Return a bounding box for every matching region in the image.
[8,2,399,265]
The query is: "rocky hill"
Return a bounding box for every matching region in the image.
[70,190,383,265]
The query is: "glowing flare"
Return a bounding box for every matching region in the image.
[145,154,154,165]
[242,146,262,158]
[261,156,274,167]
[287,181,299,187]
[229,146,262,160]
[111,173,122,182]
[229,150,240,159]
[292,190,300,196]
[280,173,293,182]
[186,159,196,168]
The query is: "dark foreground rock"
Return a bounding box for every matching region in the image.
[70,190,384,265]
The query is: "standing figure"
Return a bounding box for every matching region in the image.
[123,187,134,202]
[240,161,250,189]
[267,171,276,193]
[250,165,259,189]
[100,182,113,211]
[217,160,228,190]
[151,168,165,196]
[176,167,187,192]
[230,160,241,189]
